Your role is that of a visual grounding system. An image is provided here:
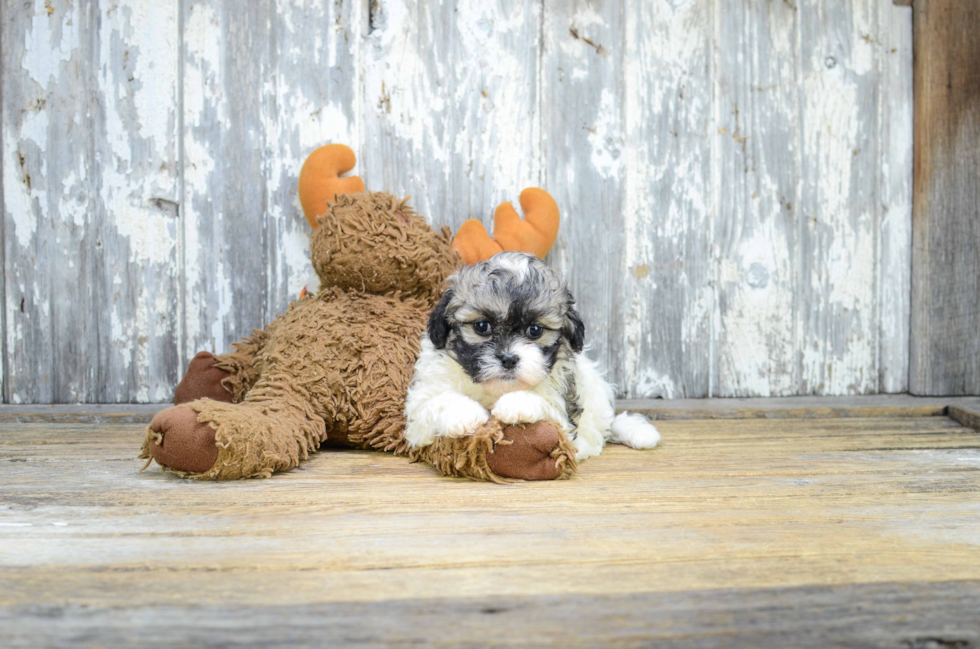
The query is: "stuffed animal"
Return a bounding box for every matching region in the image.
[140,145,577,482]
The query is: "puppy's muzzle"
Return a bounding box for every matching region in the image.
[497,352,519,370]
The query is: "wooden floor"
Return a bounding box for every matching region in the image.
[2,400,980,648]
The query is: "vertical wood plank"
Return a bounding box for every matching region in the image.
[877,2,912,393]
[2,0,180,403]
[713,0,801,397]
[0,0,6,402]
[181,0,272,364]
[540,0,624,385]
[616,0,714,398]
[797,0,880,395]
[360,0,541,233]
[264,0,363,319]
[181,0,360,362]
[909,0,980,395]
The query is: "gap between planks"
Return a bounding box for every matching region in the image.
[1,395,978,426]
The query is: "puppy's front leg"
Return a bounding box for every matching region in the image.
[404,391,490,447]
[491,391,564,427]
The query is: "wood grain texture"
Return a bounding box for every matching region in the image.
[541,0,625,387]
[180,0,362,366]
[947,405,980,433]
[909,0,980,396]
[2,582,980,648]
[360,0,541,233]
[797,0,881,395]
[2,416,980,645]
[877,1,913,394]
[618,0,713,399]
[714,0,801,397]
[1,1,917,402]
[2,0,181,403]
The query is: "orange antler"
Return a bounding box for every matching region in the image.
[452,188,560,265]
[298,144,366,229]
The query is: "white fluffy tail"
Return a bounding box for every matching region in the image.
[609,412,661,449]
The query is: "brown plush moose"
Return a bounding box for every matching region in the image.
[140,145,576,482]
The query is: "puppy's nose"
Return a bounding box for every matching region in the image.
[497,352,519,370]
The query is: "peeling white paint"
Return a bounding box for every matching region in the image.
[22,0,78,86]
[2,0,914,402]
[587,89,623,180]
[4,111,47,248]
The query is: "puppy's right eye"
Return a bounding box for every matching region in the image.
[472,321,492,336]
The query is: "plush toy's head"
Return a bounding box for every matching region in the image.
[299,144,459,299]
[310,191,458,299]
[298,142,560,299]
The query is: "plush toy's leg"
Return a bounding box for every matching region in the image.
[411,417,578,483]
[173,352,234,405]
[173,331,268,405]
[211,329,268,402]
[141,392,327,480]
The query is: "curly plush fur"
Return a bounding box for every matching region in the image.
[140,192,578,482]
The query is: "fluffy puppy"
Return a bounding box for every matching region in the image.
[404,251,660,461]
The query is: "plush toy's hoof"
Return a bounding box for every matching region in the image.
[487,421,565,480]
[174,351,233,405]
[147,406,219,474]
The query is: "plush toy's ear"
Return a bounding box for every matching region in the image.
[427,287,455,349]
[452,220,503,266]
[299,144,366,229]
[452,188,560,265]
[562,305,585,354]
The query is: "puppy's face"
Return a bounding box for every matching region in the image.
[427,252,585,393]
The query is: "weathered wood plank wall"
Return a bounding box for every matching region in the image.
[910,0,980,396]
[2,0,914,403]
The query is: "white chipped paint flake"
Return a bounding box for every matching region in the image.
[450,1,542,207]
[281,215,316,296]
[557,5,607,57]
[621,50,652,397]
[4,116,45,248]
[211,264,234,354]
[277,96,351,178]
[364,0,451,175]
[717,223,797,397]
[60,169,89,228]
[22,0,80,85]
[183,4,225,125]
[587,89,623,179]
[98,2,179,266]
[801,64,877,393]
[181,2,226,354]
[634,368,677,400]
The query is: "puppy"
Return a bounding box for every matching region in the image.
[404,251,660,461]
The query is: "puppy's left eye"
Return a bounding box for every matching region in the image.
[473,321,492,336]
[527,324,544,339]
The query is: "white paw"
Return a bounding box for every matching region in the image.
[435,398,490,438]
[574,437,603,462]
[491,391,550,425]
[610,412,661,449]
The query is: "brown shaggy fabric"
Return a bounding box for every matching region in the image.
[213,329,269,402]
[173,351,234,405]
[140,191,578,483]
[411,418,578,483]
[311,192,458,303]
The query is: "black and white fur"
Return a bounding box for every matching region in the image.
[404,252,660,461]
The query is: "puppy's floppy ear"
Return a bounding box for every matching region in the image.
[563,305,585,353]
[427,288,454,349]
